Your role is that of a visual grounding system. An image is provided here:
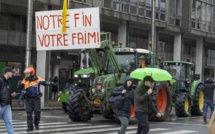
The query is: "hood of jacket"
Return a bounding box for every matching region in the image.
[123,76,133,90]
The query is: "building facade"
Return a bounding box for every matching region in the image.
[0,0,215,81]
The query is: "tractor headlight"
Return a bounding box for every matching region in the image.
[74,75,78,78]
[101,88,105,93]
[92,88,95,93]
[81,75,90,78]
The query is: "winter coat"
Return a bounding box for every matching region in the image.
[203,82,215,102]
[17,75,53,98]
[111,77,134,118]
[0,76,11,107]
[134,81,157,114]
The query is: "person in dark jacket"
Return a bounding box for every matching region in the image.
[17,67,54,131]
[203,78,215,124]
[0,67,18,134]
[52,76,58,100]
[111,76,134,134]
[134,76,161,134]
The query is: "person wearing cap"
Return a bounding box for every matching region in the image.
[134,76,161,134]
[17,67,54,132]
[0,67,18,134]
[203,78,215,124]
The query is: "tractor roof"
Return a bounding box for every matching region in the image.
[113,47,151,54]
[162,61,194,65]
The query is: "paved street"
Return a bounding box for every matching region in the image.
[0,110,209,134]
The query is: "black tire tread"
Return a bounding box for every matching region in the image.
[66,89,92,122]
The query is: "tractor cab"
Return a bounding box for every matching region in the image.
[161,61,194,92]
[112,48,152,75]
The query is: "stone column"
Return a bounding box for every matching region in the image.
[118,21,128,47]
[195,37,204,81]
[173,34,182,61]
[36,51,50,107]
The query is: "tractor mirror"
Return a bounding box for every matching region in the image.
[195,74,200,80]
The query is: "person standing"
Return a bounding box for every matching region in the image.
[0,67,18,134]
[52,76,58,100]
[203,78,215,124]
[134,76,161,134]
[17,67,54,131]
[111,77,134,134]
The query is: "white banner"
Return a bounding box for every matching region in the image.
[35,7,100,51]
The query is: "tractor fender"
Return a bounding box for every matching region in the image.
[190,80,203,97]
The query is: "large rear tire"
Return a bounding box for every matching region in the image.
[66,89,92,122]
[191,83,204,116]
[149,83,171,122]
[175,92,191,117]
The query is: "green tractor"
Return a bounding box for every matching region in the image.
[59,48,106,113]
[66,32,171,122]
[161,61,204,117]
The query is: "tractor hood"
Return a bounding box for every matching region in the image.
[92,73,127,92]
[74,67,95,75]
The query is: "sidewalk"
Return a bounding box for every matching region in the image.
[11,99,62,110]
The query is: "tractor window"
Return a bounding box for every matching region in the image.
[163,65,186,81]
[115,53,135,74]
[138,55,146,68]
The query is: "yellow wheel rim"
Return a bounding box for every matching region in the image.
[184,98,189,112]
[199,90,204,110]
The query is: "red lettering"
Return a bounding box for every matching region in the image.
[44,34,50,47]
[43,15,50,30]
[85,14,92,26]
[66,14,70,28]
[58,15,62,28]
[72,33,76,45]
[57,34,63,46]
[49,15,58,29]
[97,32,100,45]
[49,34,56,46]
[36,16,43,30]
[38,35,44,46]
[77,32,83,44]
[74,13,80,27]
[63,34,68,46]
[88,32,96,43]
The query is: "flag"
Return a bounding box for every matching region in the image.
[62,0,68,33]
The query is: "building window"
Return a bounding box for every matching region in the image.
[183,44,196,63]
[205,48,215,67]
[157,41,173,61]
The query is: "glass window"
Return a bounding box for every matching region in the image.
[160,0,166,10]
[176,0,182,17]
[0,14,9,30]
[192,0,196,12]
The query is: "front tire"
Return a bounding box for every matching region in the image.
[191,83,204,116]
[175,92,191,117]
[66,89,92,122]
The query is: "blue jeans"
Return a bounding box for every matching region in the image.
[203,99,214,122]
[135,112,149,134]
[0,105,14,134]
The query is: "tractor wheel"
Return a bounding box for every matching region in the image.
[191,83,204,116]
[103,109,115,119]
[175,92,191,117]
[66,89,92,122]
[149,83,171,122]
[62,102,67,113]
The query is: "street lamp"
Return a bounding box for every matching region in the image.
[25,0,33,68]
